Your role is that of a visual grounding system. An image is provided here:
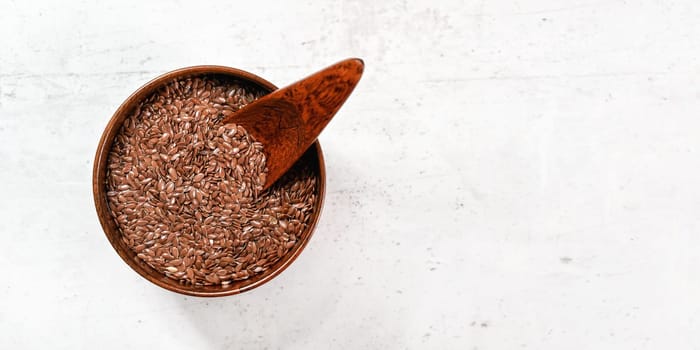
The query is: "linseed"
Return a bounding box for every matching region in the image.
[106,76,318,286]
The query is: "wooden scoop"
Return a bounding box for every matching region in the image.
[222,58,364,190]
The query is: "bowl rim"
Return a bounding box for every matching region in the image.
[92,65,326,297]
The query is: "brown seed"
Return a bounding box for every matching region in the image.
[186,268,195,282]
[205,274,220,284]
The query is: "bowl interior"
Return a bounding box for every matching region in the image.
[93,66,325,297]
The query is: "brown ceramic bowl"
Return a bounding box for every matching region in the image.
[93,66,325,297]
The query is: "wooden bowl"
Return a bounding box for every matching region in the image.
[92,66,325,297]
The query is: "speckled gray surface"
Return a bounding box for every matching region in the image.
[2,0,700,348]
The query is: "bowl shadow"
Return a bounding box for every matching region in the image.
[169,150,375,348]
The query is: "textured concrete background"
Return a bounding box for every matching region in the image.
[2,0,700,349]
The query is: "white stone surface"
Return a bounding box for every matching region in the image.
[2,0,700,348]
